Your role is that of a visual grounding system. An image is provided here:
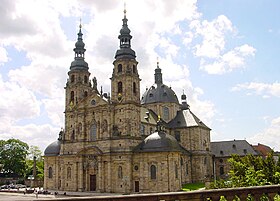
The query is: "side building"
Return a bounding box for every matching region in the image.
[44,10,213,193]
[211,140,258,180]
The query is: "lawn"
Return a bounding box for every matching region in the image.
[182,182,205,191]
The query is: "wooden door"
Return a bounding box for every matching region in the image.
[134,181,139,192]
[90,174,96,191]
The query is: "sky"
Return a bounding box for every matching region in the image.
[0,0,280,152]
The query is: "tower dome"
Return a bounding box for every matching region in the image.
[114,7,136,60]
[70,23,88,71]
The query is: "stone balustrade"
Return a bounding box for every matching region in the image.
[38,185,280,201]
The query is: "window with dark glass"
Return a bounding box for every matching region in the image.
[90,124,97,141]
[118,82,123,93]
[70,91,74,103]
[133,82,136,94]
[220,166,224,175]
[118,64,122,73]
[84,75,88,83]
[175,163,178,179]
[150,165,156,180]
[163,107,169,121]
[175,131,181,142]
[71,75,75,83]
[48,167,53,179]
[133,65,136,73]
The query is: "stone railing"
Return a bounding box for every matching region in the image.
[38,185,280,201]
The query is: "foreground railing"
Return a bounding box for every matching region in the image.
[38,185,280,201]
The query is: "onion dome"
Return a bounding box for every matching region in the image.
[70,23,89,71]
[134,119,184,153]
[141,62,179,104]
[181,91,189,110]
[115,7,136,60]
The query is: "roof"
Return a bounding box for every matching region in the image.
[211,140,258,157]
[252,143,273,157]
[141,84,179,105]
[133,130,186,153]
[140,107,158,125]
[167,109,210,129]
[44,140,61,156]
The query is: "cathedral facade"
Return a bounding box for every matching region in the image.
[44,11,213,193]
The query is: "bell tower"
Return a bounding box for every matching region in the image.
[64,23,92,141]
[111,8,141,138]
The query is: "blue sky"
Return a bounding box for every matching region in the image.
[0,0,280,151]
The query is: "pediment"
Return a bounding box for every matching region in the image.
[77,93,109,109]
[87,93,108,107]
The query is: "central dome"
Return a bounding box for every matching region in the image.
[141,83,179,105]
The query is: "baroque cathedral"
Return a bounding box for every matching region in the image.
[44,9,213,193]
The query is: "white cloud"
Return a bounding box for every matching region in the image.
[9,62,66,98]
[200,44,256,74]
[42,98,64,126]
[188,13,256,75]
[232,82,280,98]
[0,46,9,65]
[191,15,233,58]
[248,116,280,151]
[0,75,40,122]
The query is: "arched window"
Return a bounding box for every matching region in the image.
[84,75,88,84]
[70,91,74,103]
[163,107,169,121]
[118,166,123,179]
[78,123,82,135]
[90,124,97,141]
[118,64,122,73]
[186,162,188,175]
[150,165,156,180]
[84,91,88,97]
[48,167,53,179]
[71,130,75,140]
[220,166,224,176]
[133,65,136,73]
[175,163,178,179]
[71,75,75,83]
[133,82,136,94]
[101,119,108,134]
[67,167,71,179]
[118,82,123,93]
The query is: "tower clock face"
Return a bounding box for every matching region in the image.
[91,99,96,105]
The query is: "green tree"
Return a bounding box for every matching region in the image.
[213,152,280,189]
[0,139,29,177]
